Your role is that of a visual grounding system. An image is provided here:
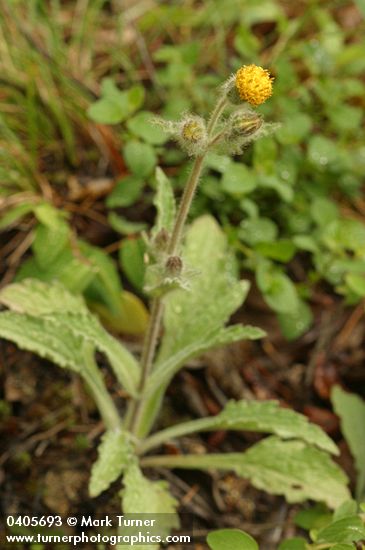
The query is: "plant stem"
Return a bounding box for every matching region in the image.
[207,95,227,134]
[167,154,205,256]
[83,343,121,431]
[127,298,164,433]
[126,94,228,436]
[137,417,214,454]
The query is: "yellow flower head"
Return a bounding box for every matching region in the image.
[235,65,273,106]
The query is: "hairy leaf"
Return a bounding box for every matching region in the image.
[0,280,140,395]
[142,400,338,455]
[331,386,365,500]
[153,167,176,234]
[50,313,140,396]
[89,430,134,497]
[120,464,179,550]
[0,278,88,316]
[142,436,349,508]
[0,311,84,372]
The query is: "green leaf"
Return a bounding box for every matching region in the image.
[255,240,296,262]
[328,105,363,133]
[49,312,140,397]
[143,399,338,455]
[333,500,358,521]
[0,280,140,396]
[119,238,146,292]
[120,464,179,550]
[153,167,176,234]
[124,141,157,177]
[278,299,313,340]
[345,273,365,297]
[240,217,278,245]
[106,176,145,208]
[331,386,365,500]
[89,430,134,497]
[0,311,84,372]
[0,278,87,317]
[320,219,365,253]
[108,212,147,235]
[32,203,71,270]
[277,113,312,145]
[278,538,307,550]
[294,504,331,530]
[88,97,127,124]
[15,248,96,294]
[316,516,365,544]
[207,529,258,550]
[79,241,123,315]
[0,202,35,229]
[221,163,257,196]
[87,80,145,124]
[149,325,263,395]
[307,136,339,170]
[32,221,70,270]
[257,261,300,314]
[310,197,339,227]
[127,111,168,145]
[144,436,349,508]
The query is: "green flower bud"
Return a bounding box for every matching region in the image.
[229,110,263,138]
[178,115,208,156]
[182,119,205,143]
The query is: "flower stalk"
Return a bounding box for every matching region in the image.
[126,64,275,437]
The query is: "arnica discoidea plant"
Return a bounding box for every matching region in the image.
[143,64,278,375]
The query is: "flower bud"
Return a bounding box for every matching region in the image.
[229,110,263,138]
[178,115,208,156]
[182,119,205,143]
[165,255,183,277]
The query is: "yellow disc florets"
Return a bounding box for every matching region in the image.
[235,65,273,106]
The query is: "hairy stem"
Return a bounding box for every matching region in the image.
[126,94,228,437]
[167,154,205,256]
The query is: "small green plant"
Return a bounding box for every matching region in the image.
[0,67,351,547]
[207,501,365,549]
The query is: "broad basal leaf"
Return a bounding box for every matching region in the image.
[0,280,140,396]
[120,464,179,550]
[49,313,140,396]
[0,311,84,372]
[331,386,365,500]
[142,400,338,455]
[142,436,349,509]
[0,278,87,317]
[89,430,134,497]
